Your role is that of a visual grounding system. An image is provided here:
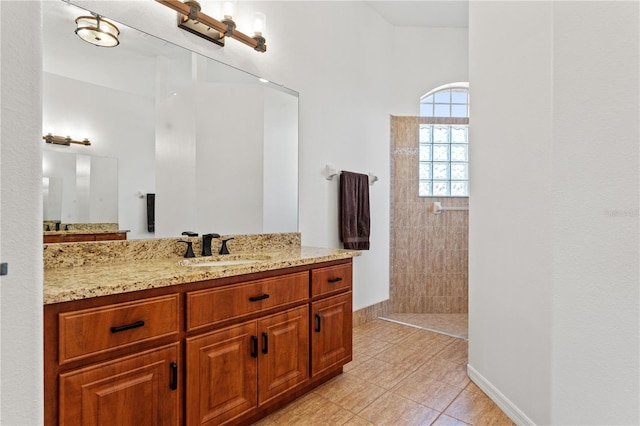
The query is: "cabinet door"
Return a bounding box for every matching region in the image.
[258,305,309,406]
[311,292,352,376]
[186,321,258,426]
[59,343,180,426]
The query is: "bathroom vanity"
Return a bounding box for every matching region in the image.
[43,235,357,425]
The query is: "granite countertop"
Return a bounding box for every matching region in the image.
[44,247,360,305]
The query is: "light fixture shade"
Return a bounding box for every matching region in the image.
[221,1,236,20]
[253,12,266,37]
[75,15,120,47]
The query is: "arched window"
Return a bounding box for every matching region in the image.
[418,82,469,197]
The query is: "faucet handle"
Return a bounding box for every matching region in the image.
[181,231,198,237]
[219,238,235,255]
[178,240,195,258]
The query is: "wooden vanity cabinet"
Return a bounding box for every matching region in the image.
[45,259,353,426]
[186,305,309,425]
[44,232,127,243]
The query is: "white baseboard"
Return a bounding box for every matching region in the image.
[466,364,536,426]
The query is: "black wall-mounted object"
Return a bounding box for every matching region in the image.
[146,193,155,232]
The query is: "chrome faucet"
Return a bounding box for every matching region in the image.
[201,233,221,256]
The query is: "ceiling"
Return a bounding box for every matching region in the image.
[365,1,469,28]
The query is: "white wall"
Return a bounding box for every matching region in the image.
[550,2,639,423]
[469,1,639,424]
[0,1,44,424]
[391,26,469,116]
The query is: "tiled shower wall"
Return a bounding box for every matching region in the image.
[390,116,468,313]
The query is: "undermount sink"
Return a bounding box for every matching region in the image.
[178,255,271,268]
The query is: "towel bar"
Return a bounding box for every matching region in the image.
[325,164,378,185]
[433,201,469,215]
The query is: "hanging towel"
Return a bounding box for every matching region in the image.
[146,193,155,233]
[340,171,370,250]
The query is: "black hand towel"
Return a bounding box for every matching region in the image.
[339,171,370,250]
[146,193,155,233]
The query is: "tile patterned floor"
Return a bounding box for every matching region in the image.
[256,319,513,426]
[379,314,469,340]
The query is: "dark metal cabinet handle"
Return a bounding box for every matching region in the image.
[262,332,269,354]
[249,294,270,302]
[251,336,258,358]
[110,320,145,333]
[169,362,178,390]
[315,314,321,332]
[328,277,343,283]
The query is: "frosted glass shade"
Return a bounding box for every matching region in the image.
[75,16,119,47]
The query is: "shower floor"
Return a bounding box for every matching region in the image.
[379,313,468,340]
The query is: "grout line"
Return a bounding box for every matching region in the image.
[433,381,474,425]
[378,316,468,341]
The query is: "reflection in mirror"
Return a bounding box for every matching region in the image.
[42,1,298,240]
[42,150,118,224]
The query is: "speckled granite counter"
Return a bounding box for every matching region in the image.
[44,233,360,305]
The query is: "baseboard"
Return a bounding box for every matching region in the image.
[467,364,536,426]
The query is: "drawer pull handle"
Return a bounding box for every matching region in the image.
[249,294,270,302]
[328,277,343,283]
[169,362,178,390]
[250,335,258,358]
[262,332,269,354]
[110,320,145,333]
[315,314,322,332]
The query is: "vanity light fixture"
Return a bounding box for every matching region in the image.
[75,14,120,47]
[156,0,267,53]
[43,134,91,147]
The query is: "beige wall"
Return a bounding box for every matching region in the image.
[390,116,468,313]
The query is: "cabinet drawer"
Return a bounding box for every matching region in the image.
[58,294,180,364]
[187,272,309,331]
[311,263,352,297]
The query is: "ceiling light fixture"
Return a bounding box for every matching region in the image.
[75,14,120,47]
[156,0,267,53]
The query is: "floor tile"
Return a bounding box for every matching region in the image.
[346,357,416,390]
[434,339,468,365]
[373,341,435,367]
[392,374,466,412]
[312,372,387,413]
[444,383,514,425]
[380,314,468,339]
[342,415,376,426]
[400,329,457,354]
[412,357,471,389]
[357,391,440,425]
[344,349,374,373]
[354,319,420,344]
[265,392,354,425]
[353,334,393,357]
[431,414,471,425]
[254,315,513,426]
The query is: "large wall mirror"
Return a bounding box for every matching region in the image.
[42,1,298,240]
